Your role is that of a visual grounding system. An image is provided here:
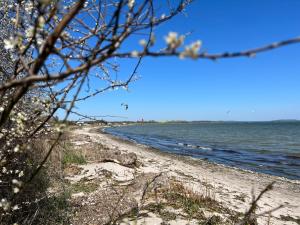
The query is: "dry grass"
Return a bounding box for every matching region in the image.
[117,179,243,225]
[11,133,73,225]
[161,181,240,223]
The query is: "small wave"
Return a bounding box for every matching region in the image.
[197,146,212,150]
[177,142,212,150]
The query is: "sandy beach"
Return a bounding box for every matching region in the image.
[66,125,300,225]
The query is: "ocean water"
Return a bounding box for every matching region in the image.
[105,122,300,180]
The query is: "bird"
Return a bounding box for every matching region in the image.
[121,103,128,110]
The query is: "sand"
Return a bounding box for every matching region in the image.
[70,125,300,225]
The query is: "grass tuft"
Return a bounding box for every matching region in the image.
[62,150,86,165]
[141,180,242,224]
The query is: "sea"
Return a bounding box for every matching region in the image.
[105,121,300,180]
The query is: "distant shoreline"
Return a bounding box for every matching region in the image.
[93,119,300,125]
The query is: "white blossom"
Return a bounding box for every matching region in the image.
[131,51,139,57]
[165,32,184,50]
[18,171,24,178]
[13,187,20,194]
[2,167,7,174]
[12,205,19,211]
[11,18,17,24]
[0,198,10,211]
[128,0,135,9]
[4,37,18,50]
[139,39,147,47]
[180,40,202,59]
[12,179,22,187]
[38,16,45,28]
[12,179,18,184]
[13,145,20,153]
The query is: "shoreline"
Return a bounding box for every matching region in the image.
[102,127,300,185]
[71,125,300,224]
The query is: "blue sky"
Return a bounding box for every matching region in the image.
[70,0,300,121]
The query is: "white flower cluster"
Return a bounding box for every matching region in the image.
[0,199,10,211]
[180,40,202,59]
[128,0,135,9]
[0,95,55,220]
[165,32,185,50]
[131,50,139,57]
[2,0,51,54]
[4,37,19,50]
[139,39,147,47]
